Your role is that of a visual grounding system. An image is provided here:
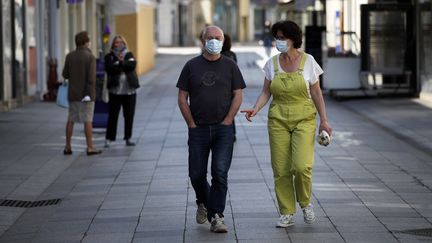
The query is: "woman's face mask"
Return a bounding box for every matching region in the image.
[275,39,290,53]
[205,39,223,55]
[115,43,126,52]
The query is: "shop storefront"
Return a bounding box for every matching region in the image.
[419,0,432,96]
[320,0,431,98]
[213,0,239,40]
[0,0,30,109]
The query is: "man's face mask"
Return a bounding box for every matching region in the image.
[205,39,223,55]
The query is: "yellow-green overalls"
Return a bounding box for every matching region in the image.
[268,53,317,215]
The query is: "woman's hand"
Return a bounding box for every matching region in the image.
[319,120,332,136]
[240,108,258,122]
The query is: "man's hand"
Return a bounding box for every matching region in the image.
[81,96,91,102]
[188,122,197,129]
[221,117,233,126]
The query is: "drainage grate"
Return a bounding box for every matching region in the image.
[0,199,62,208]
[396,228,432,237]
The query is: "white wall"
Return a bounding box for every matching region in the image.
[157,0,176,46]
[35,0,46,99]
[326,0,368,54]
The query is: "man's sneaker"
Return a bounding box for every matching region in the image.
[196,203,207,224]
[276,214,294,228]
[210,214,228,233]
[302,204,316,224]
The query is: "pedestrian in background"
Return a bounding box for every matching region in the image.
[241,20,332,227]
[220,33,238,142]
[62,31,102,156]
[104,35,140,148]
[221,34,237,63]
[177,25,246,233]
[263,20,274,57]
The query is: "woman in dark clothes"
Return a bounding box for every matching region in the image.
[104,35,140,147]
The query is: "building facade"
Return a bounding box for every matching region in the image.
[0,0,156,111]
[275,0,431,98]
[156,0,252,46]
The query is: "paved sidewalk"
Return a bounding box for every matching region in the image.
[341,98,432,157]
[0,47,432,242]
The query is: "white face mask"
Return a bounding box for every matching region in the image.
[205,39,223,55]
[275,40,289,53]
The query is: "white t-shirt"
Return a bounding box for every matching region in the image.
[263,53,324,97]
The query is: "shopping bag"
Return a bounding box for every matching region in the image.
[102,75,109,103]
[56,82,69,108]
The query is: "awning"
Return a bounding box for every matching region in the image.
[277,0,316,10]
[66,0,83,3]
[108,0,153,15]
[295,0,315,10]
[251,0,279,6]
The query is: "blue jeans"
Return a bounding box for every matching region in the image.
[188,123,234,221]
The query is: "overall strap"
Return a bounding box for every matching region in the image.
[272,55,279,73]
[299,52,307,71]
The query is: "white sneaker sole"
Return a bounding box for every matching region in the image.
[210,226,228,233]
[196,218,207,224]
[276,222,294,228]
[304,218,315,224]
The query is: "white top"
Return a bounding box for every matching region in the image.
[263,53,324,97]
[109,73,136,95]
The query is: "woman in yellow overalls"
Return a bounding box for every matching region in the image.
[241,20,332,227]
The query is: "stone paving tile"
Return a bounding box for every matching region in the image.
[238,240,291,243]
[37,220,91,234]
[288,233,345,243]
[183,229,237,242]
[0,208,26,226]
[48,209,96,221]
[133,230,184,242]
[29,234,83,243]
[100,199,144,210]
[0,232,35,243]
[234,218,280,229]
[414,207,432,218]
[94,208,142,219]
[87,221,137,234]
[341,232,400,243]
[136,216,186,232]
[236,228,289,240]
[82,233,134,243]
[132,235,184,243]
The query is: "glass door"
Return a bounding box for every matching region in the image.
[2,0,12,101]
[0,0,3,101]
[420,0,432,93]
[12,0,27,99]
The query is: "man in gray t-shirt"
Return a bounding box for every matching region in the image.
[177,25,246,233]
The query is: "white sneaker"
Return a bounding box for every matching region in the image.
[104,140,111,148]
[302,204,316,224]
[196,203,207,224]
[276,214,294,227]
[210,214,228,233]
